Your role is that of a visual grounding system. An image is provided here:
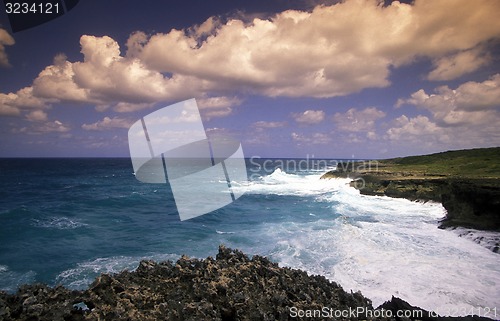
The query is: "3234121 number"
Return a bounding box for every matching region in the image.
[5,2,59,14]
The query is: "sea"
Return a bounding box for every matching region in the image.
[0,158,499,317]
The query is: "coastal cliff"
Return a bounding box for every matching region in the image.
[320,147,500,232]
[0,246,494,321]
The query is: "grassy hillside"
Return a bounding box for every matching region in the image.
[383,147,500,178]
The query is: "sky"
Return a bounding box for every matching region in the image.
[1,0,499,159]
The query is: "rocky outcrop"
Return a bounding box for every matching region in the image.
[439,179,500,231]
[321,168,500,232]
[0,246,494,320]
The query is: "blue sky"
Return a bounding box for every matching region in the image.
[1,0,499,158]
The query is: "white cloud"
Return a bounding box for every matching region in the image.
[197,96,243,119]
[292,110,325,125]
[386,115,442,140]
[72,36,191,103]
[396,74,500,127]
[82,116,133,131]
[0,87,52,116]
[243,122,285,145]
[387,76,500,149]
[0,104,20,116]
[427,48,491,81]
[26,110,48,122]
[2,0,500,119]
[291,132,331,145]
[366,131,377,140]
[30,37,201,110]
[32,54,94,103]
[189,17,222,39]
[112,102,154,113]
[42,120,71,133]
[252,120,287,129]
[197,96,242,109]
[15,120,71,134]
[0,28,14,67]
[332,107,386,132]
[136,0,500,98]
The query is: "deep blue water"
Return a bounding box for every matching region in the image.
[1,158,499,314]
[0,158,336,287]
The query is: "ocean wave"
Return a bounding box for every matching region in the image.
[251,179,500,314]
[31,216,88,230]
[226,169,500,315]
[236,168,348,197]
[216,230,235,234]
[0,266,36,293]
[450,227,500,253]
[55,253,180,289]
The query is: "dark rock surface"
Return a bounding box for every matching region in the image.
[0,246,495,320]
[439,179,500,231]
[379,297,495,321]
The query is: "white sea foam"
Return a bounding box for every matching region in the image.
[0,265,36,292]
[31,216,88,229]
[449,227,500,253]
[240,169,500,315]
[237,168,344,197]
[46,168,499,315]
[216,230,235,234]
[56,253,180,289]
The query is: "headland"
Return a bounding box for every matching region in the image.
[320,147,500,233]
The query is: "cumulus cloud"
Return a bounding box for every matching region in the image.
[26,110,48,122]
[332,107,386,132]
[396,74,500,127]
[2,0,500,119]
[82,116,133,131]
[386,115,442,140]
[111,102,154,113]
[252,120,288,129]
[136,0,500,97]
[40,120,71,133]
[14,120,71,134]
[291,132,331,145]
[198,96,242,109]
[292,110,325,125]
[197,96,243,119]
[387,75,500,149]
[32,54,94,103]
[0,104,20,116]
[427,48,491,81]
[25,37,201,112]
[0,28,15,67]
[71,36,195,103]
[0,87,52,116]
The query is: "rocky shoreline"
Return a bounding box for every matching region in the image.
[0,246,495,321]
[324,174,500,233]
[320,148,500,237]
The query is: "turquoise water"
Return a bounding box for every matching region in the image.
[0,158,499,315]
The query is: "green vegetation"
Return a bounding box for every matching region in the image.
[321,147,500,180]
[383,147,500,178]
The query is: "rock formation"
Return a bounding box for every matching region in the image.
[320,148,500,234]
[1,246,495,320]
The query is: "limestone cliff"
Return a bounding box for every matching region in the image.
[320,147,500,232]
